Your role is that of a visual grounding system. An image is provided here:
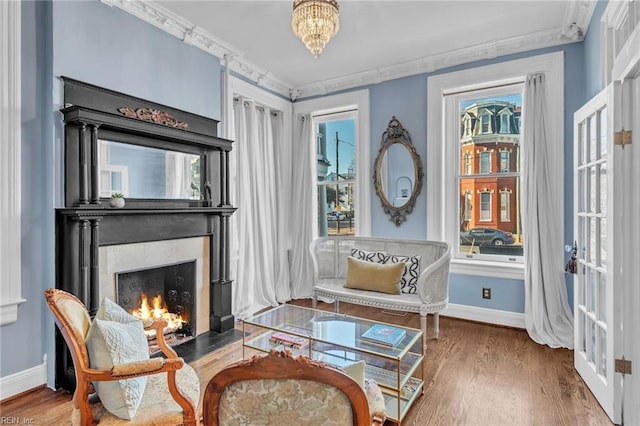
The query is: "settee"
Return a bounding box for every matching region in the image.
[310,236,451,348]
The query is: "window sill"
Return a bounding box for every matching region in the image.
[450,258,525,280]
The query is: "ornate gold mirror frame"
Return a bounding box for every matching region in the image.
[373,116,423,226]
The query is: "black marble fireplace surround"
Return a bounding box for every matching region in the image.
[55,78,236,391]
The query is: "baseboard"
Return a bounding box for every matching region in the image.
[0,354,47,401]
[441,303,526,329]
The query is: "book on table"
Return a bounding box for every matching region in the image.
[269,331,308,349]
[361,324,406,347]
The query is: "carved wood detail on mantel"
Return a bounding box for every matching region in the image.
[118,106,189,129]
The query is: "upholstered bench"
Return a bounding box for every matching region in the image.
[310,236,451,349]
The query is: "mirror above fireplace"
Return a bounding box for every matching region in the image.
[98,139,203,200]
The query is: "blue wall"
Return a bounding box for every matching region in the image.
[1,0,221,381]
[0,0,56,380]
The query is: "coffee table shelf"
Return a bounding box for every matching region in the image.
[242,304,424,424]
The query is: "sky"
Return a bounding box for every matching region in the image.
[323,119,356,177]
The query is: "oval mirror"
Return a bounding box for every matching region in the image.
[373,117,423,226]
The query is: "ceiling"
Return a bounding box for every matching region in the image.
[110,1,595,98]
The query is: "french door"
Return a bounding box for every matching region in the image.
[573,84,622,424]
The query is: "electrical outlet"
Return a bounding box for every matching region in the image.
[482,287,491,299]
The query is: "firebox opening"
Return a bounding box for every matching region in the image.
[116,260,197,354]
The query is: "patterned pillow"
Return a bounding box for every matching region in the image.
[384,254,421,294]
[350,248,388,263]
[85,297,149,420]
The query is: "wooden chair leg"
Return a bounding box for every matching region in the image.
[434,312,440,339]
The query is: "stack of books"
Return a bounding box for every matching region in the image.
[269,331,308,350]
[361,324,406,348]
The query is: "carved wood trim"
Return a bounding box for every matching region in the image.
[118,107,189,129]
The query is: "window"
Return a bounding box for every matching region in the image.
[464,152,472,175]
[500,112,511,133]
[500,191,511,221]
[500,151,510,172]
[480,113,491,133]
[479,151,491,173]
[428,52,563,278]
[464,191,472,221]
[463,116,472,136]
[479,192,492,221]
[294,89,371,237]
[315,114,356,236]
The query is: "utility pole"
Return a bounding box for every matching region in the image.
[335,131,340,234]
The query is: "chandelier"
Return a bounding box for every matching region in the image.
[292,0,340,58]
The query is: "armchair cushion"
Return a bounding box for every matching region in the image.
[85,297,149,420]
[344,257,404,294]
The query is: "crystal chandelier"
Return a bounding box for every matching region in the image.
[292,0,340,58]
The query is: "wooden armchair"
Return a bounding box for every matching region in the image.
[45,288,199,425]
[202,350,384,426]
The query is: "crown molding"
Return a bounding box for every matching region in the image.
[563,0,597,40]
[100,0,291,98]
[294,26,583,99]
[103,0,595,101]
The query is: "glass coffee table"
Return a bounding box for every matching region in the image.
[242,304,424,424]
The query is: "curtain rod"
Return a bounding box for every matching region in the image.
[443,80,525,97]
[233,97,281,116]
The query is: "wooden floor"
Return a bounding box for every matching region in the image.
[0,299,612,425]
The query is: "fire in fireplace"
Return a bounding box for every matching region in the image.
[116,260,197,354]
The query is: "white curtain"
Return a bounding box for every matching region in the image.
[521,73,574,348]
[165,152,193,198]
[229,98,290,318]
[288,114,315,298]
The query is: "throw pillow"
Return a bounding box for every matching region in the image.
[384,254,421,294]
[350,248,388,264]
[343,360,366,390]
[344,256,404,295]
[364,379,387,422]
[85,297,149,420]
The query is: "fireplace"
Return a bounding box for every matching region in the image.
[55,78,236,391]
[116,260,197,353]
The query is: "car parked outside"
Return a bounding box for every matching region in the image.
[460,227,515,246]
[326,211,346,221]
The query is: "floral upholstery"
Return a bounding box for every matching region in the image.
[71,363,200,425]
[218,379,353,425]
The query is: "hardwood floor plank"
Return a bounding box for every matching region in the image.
[0,300,613,425]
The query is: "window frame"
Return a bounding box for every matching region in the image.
[479,191,492,222]
[293,90,371,237]
[479,151,491,173]
[500,190,511,222]
[314,111,357,237]
[1,1,25,325]
[500,150,510,172]
[427,52,564,279]
[500,111,511,133]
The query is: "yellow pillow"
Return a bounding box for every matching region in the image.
[344,256,404,294]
